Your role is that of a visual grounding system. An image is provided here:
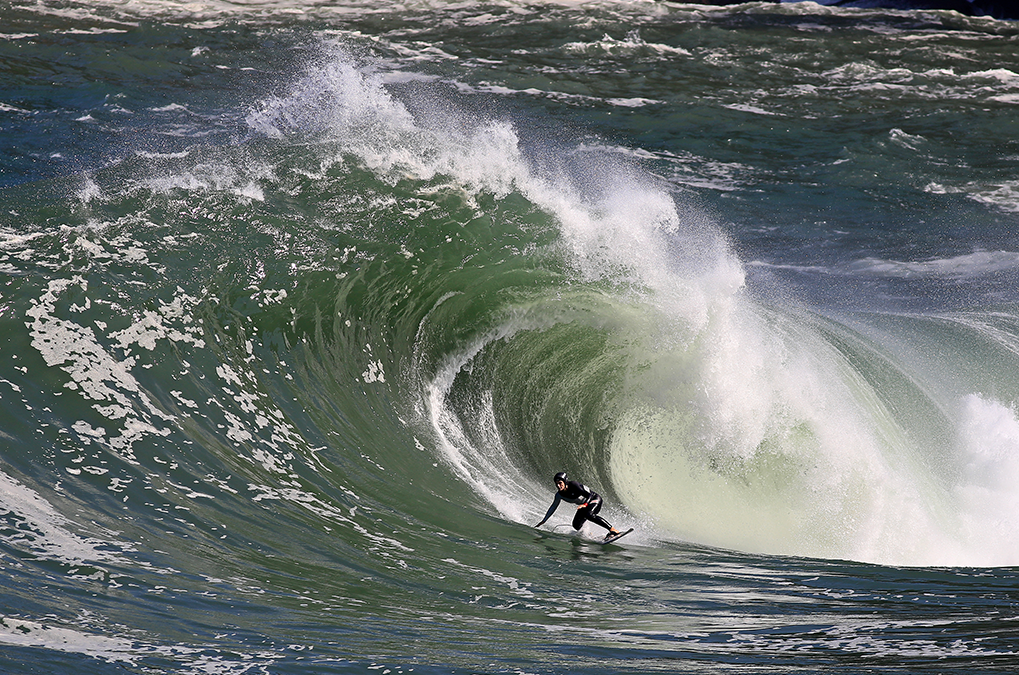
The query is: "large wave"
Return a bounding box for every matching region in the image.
[244,46,1019,566]
[240,45,1019,567]
[12,42,1019,572]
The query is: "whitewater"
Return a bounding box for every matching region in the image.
[2,0,1019,673]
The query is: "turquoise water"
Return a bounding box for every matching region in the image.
[2,1,1019,672]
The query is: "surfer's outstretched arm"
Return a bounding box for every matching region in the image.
[535,492,561,528]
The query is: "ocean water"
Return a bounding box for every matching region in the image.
[2,0,1019,672]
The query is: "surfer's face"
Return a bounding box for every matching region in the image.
[555,479,566,491]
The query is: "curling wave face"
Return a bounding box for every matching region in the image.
[243,46,1019,566]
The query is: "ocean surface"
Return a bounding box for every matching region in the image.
[3,0,1019,672]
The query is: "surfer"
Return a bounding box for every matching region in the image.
[535,472,621,540]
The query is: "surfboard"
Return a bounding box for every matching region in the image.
[601,528,633,545]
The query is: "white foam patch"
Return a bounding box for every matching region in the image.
[926,180,1019,213]
[26,278,173,462]
[138,161,275,202]
[109,292,206,353]
[0,470,130,566]
[441,558,535,600]
[724,103,780,116]
[888,127,926,151]
[0,615,285,673]
[563,29,692,58]
[25,267,315,490]
[965,68,1019,83]
[989,93,1019,104]
[967,182,1019,213]
[0,227,47,253]
[0,616,140,665]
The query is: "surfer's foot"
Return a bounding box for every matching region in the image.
[605,529,619,538]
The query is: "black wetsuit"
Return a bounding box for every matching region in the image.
[537,480,614,532]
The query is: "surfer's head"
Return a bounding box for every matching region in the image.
[553,472,567,489]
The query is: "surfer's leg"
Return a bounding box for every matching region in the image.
[577,498,614,532]
[572,505,588,530]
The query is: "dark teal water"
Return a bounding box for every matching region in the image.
[2,1,1019,673]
